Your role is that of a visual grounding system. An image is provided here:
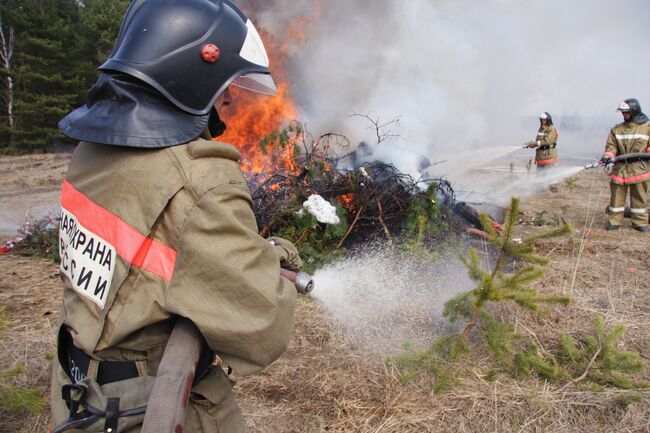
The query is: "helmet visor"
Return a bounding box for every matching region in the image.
[617,102,631,112]
[232,73,277,96]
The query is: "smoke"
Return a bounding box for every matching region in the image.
[310,245,472,355]
[241,0,650,181]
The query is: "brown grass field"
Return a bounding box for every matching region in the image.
[0,153,648,433]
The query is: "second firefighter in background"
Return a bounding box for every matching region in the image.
[602,98,650,232]
[525,112,559,169]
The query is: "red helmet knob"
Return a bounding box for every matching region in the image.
[201,44,220,63]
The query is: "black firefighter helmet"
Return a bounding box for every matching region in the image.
[60,0,276,148]
[617,98,642,117]
[539,112,553,125]
[617,98,648,124]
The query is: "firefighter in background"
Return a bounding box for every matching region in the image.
[602,98,650,232]
[50,1,301,432]
[525,112,559,169]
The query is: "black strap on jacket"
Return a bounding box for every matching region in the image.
[67,344,140,385]
[58,327,139,386]
[58,325,214,387]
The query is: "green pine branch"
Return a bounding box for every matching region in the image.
[558,316,647,390]
[0,308,44,413]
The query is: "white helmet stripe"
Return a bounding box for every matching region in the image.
[618,102,631,111]
[539,112,548,120]
[240,19,270,67]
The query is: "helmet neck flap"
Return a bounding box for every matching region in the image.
[59,72,210,148]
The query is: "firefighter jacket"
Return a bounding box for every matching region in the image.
[530,124,558,166]
[603,121,650,185]
[51,139,299,430]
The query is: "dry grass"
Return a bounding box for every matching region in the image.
[0,255,60,433]
[0,156,649,433]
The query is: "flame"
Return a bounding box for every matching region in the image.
[338,193,356,212]
[218,82,298,175]
[217,19,312,177]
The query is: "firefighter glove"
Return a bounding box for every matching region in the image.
[268,237,302,272]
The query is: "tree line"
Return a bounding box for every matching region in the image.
[0,0,130,153]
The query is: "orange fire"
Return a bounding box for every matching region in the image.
[338,193,356,212]
[218,82,299,175]
[217,15,316,177]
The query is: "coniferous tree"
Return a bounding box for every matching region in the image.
[75,0,130,94]
[0,0,83,150]
[0,0,129,152]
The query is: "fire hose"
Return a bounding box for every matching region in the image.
[585,152,650,170]
[140,269,314,433]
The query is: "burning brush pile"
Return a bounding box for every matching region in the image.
[212,4,458,272]
[236,121,458,273]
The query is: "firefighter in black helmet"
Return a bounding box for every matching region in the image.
[524,112,559,169]
[51,1,301,432]
[602,98,650,232]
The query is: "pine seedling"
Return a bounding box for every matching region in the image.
[0,364,44,413]
[444,197,570,324]
[442,197,571,375]
[388,341,457,393]
[557,316,647,390]
[0,308,44,413]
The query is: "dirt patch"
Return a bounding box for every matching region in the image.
[0,154,648,433]
[0,153,71,242]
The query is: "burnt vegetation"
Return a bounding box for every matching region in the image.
[249,120,458,272]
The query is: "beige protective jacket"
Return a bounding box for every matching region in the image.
[603,121,650,185]
[531,124,558,166]
[51,139,297,430]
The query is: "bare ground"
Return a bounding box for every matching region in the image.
[0,153,71,242]
[0,155,648,433]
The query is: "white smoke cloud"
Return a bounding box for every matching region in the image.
[242,0,650,179]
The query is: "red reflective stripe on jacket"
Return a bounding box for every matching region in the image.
[610,171,650,185]
[536,158,558,165]
[60,180,176,281]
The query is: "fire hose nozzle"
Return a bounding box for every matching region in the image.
[280,268,315,294]
[584,160,603,169]
[294,272,315,294]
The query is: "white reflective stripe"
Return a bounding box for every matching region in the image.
[618,102,630,111]
[608,207,626,212]
[615,134,649,141]
[239,19,270,67]
[630,208,648,214]
[537,132,545,137]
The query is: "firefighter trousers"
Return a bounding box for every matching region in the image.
[608,181,649,228]
[50,361,245,433]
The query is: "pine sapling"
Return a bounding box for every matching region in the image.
[0,308,44,413]
[558,315,647,390]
